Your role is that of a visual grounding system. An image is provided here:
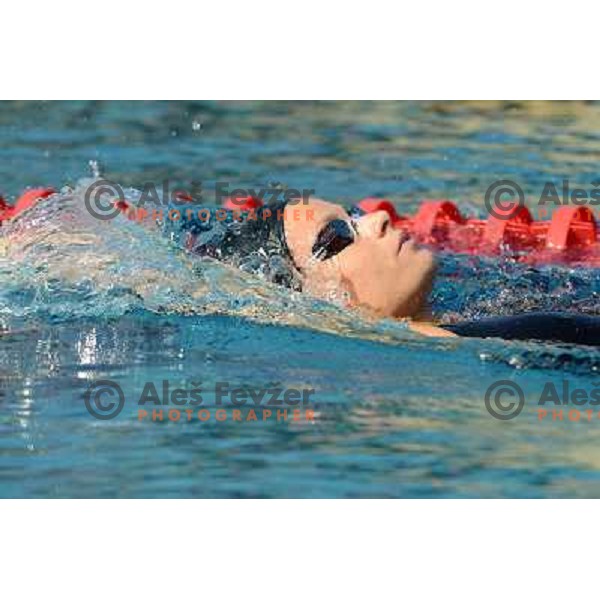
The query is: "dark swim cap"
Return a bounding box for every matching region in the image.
[166,200,302,291]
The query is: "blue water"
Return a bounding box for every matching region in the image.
[1,101,600,498]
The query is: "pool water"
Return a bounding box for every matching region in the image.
[1,101,599,498]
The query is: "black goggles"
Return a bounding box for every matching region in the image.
[311,206,365,261]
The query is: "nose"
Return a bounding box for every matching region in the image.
[357,210,391,239]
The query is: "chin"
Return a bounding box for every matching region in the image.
[393,263,436,319]
[412,244,436,273]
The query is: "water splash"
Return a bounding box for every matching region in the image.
[432,253,600,321]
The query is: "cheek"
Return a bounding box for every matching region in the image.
[339,242,375,274]
[339,243,395,286]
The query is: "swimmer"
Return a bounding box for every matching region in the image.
[2,189,599,346]
[164,196,600,346]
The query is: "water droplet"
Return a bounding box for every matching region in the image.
[88,160,102,178]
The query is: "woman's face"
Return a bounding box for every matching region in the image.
[284,199,436,318]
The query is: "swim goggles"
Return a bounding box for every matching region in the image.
[311,206,364,261]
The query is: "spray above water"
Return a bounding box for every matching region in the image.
[88,160,103,179]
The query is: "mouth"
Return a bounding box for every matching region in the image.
[397,231,409,254]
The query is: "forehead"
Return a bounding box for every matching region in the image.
[284,198,348,267]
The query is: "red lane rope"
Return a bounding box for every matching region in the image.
[2,189,599,266]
